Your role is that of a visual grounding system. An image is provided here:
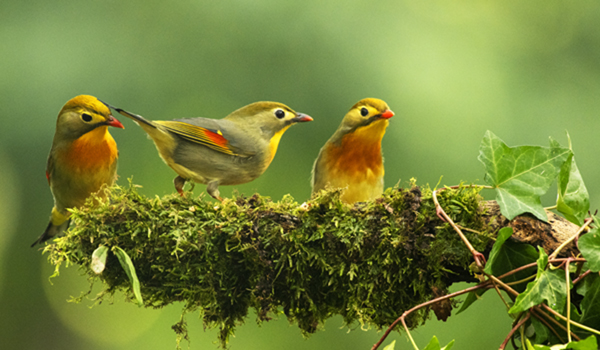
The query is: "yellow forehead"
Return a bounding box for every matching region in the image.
[350,98,390,113]
[61,95,111,116]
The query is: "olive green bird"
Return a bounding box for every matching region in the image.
[110,102,313,201]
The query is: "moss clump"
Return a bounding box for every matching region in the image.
[46,180,493,347]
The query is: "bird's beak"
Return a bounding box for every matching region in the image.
[106,115,125,129]
[380,109,394,119]
[292,113,313,123]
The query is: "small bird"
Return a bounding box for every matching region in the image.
[32,95,124,246]
[311,98,394,204]
[111,102,313,201]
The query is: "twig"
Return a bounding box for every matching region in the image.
[530,308,565,344]
[533,306,580,342]
[541,304,600,336]
[548,218,592,260]
[565,259,572,343]
[499,312,531,350]
[370,283,489,350]
[572,269,592,285]
[433,185,491,268]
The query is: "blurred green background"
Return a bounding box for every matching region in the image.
[2,0,600,349]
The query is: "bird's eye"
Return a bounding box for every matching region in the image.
[360,107,369,117]
[275,109,285,119]
[81,113,93,122]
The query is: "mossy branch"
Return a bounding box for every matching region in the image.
[43,180,578,347]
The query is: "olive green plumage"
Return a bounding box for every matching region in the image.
[111,101,312,200]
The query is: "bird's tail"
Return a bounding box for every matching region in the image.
[115,108,157,128]
[31,208,71,247]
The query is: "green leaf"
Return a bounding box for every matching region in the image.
[579,227,600,272]
[91,245,109,274]
[484,227,514,274]
[422,336,455,350]
[478,131,571,222]
[531,316,550,345]
[555,138,589,225]
[483,227,538,292]
[382,340,396,350]
[441,340,454,350]
[456,288,486,315]
[113,246,144,306]
[565,335,598,350]
[423,336,440,350]
[523,336,598,350]
[577,275,600,336]
[509,248,567,314]
[576,273,598,298]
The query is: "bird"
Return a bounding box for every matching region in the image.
[32,95,124,247]
[109,101,313,201]
[311,98,394,204]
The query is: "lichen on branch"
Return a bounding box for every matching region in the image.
[45,180,494,347]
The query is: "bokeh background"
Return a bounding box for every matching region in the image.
[2,1,600,349]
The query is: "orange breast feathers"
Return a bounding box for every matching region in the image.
[62,126,119,172]
[325,120,388,182]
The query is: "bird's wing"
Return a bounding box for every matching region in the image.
[154,120,255,157]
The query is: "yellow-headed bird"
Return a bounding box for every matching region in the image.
[32,95,124,246]
[111,102,312,201]
[311,98,394,203]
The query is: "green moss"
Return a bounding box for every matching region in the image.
[45,180,494,347]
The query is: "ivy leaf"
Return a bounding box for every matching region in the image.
[530,316,550,345]
[509,248,568,314]
[113,246,144,307]
[525,336,597,350]
[484,227,514,274]
[577,275,600,336]
[565,336,598,350]
[555,138,589,225]
[478,131,571,222]
[91,245,109,274]
[382,340,396,350]
[456,288,486,315]
[579,226,600,272]
[576,273,598,298]
[483,227,538,292]
[423,336,454,350]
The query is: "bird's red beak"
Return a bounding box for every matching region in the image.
[106,115,125,129]
[293,113,313,122]
[380,109,394,119]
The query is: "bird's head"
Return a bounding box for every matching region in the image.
[340,98,394,131]
[225,101,313,139]
[55,95,124,140]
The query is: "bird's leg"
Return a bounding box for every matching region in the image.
[206,181,223,202]
[174,176,187,196]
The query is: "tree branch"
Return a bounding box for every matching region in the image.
[43,180,580,347]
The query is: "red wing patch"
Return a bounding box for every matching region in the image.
[202,128,228,148]
[46,170,50,184]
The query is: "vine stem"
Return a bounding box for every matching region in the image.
[432,185,492,269]
[370,283,488,350]
[548,218,592,260]
[541,304,600,336]
[499,312,531,350]
[566,259,572,343]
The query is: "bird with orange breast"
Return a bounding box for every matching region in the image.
[311,98,394,203]
[32,95,124,246]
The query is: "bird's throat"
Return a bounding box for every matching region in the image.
[63,126,118,171]
[267,125,292,165]
[328,120,387,177]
